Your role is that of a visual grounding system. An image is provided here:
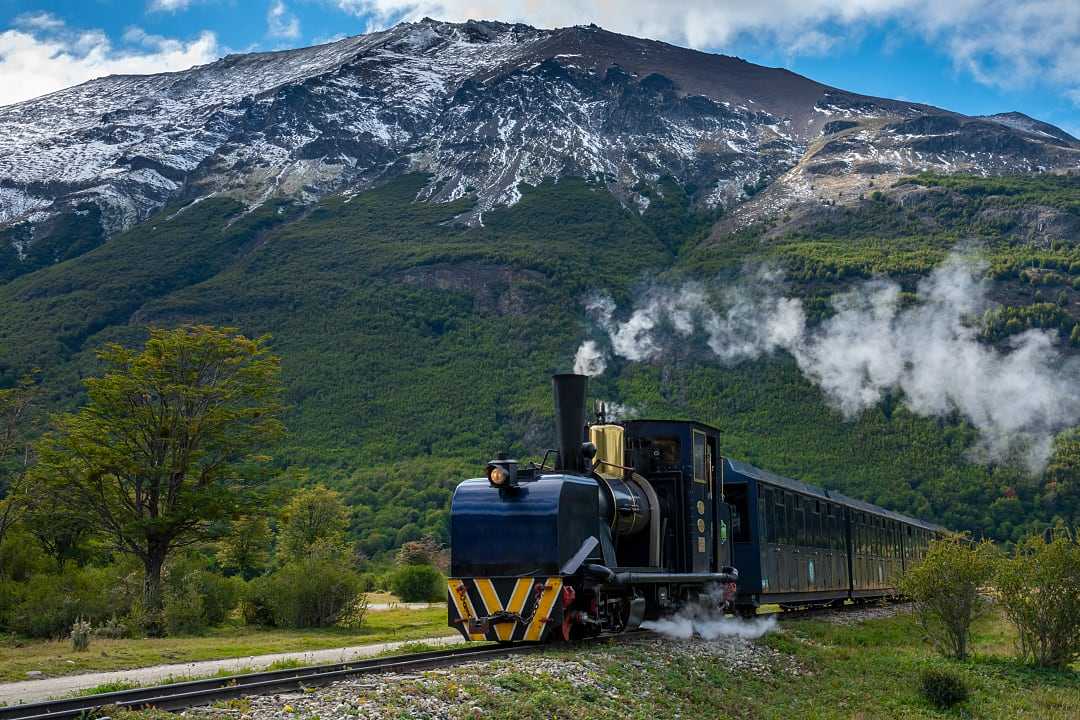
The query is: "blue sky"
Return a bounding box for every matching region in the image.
[2,0,1078,137]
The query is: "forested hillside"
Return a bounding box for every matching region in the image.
[1,172,1078,556]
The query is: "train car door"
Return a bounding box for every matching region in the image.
[689,429,713,573]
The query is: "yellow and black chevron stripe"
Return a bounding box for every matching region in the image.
[447,577,564,642]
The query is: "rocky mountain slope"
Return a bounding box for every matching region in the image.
[1,18,1077,274]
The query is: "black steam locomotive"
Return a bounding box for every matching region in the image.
[447,374,945,642]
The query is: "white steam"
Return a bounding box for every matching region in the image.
[573,340,607,376]
[641,613,778,640]
[574,251,1080,472]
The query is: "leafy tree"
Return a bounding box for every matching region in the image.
[22,491,93,570]
[395,535,445,569]
[0,375,38,549]
[217,515,274,579]
[278,484,352,562]
[899,537,998,660]
[33,326,283,628]
[996,531,1080,668]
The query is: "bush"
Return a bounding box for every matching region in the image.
[199,572,242,626]
[163,576,206,636]
[10,566,125,638]
[898,537,997,660]
[336,593,370,630]
[70,618,92,651]
[252,558,361,628]
[94,615,128,639]
[161,555,242,634]
[390,564,445,602]
[995,532,1080,668]
[919,667,970,709]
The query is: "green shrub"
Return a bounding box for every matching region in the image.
[919,667,970,709]
[161,555,242,634]
[390,564,445,602]
[198,572,242,626]
[11,567,123,638]
[336,593,370,630]
[898,537,997,660]
[996,532,1080,668]
[252,558,361,628]
[0,531,50,582]
[94,615,128,639]
[70,618,92,651]
[163,577,206,636]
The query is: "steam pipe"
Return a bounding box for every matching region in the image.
[582,564,739,585]
[613,570,739,585]
[552,373,588,474]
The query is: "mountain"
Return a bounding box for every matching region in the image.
[0,20,1078,554]
[2,18,1078,276]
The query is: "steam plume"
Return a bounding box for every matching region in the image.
[574,251,1080,472]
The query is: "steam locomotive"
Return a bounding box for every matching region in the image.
[447,374,945,643]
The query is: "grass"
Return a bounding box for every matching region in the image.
[0,608,454,683]
[370,609,1079,719]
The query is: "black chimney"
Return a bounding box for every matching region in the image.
[552,373,588,474]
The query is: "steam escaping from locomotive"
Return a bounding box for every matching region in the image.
[642,602,778,640]
[575,251,1080,472]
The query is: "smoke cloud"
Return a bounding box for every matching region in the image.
[575,251,1080,472]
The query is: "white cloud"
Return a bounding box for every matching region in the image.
[337,1,1080,100]
[268,1,302,39]
[0,14,220,106]
[149,0,195,11]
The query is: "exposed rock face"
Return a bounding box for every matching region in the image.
[1,19,1077,266]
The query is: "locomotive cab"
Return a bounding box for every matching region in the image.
[447,374,738,643]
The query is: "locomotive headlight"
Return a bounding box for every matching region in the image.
[489,466,510,486]
[486,459,518,488]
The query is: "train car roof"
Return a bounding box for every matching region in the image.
[723,457,947,533]
[724,458,832,502]
[829,491,946,532]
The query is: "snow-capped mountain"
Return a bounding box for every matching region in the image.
[1,18,1078,255]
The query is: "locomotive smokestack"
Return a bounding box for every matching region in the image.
[552,373,588,474]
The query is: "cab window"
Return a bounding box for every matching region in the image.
[692,431,707,484]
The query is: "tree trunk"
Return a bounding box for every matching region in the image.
[143,548,168,636]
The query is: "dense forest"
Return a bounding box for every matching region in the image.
[0,172,1078,563]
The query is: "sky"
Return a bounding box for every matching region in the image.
[1,1,1079,137]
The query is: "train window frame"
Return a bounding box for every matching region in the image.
[692,430,707,485]
[765,488,778,544]
[794,496,805,546]
[778,493,787,545]
[785,493,795,546]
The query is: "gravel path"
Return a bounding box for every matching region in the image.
[0,635,465,706]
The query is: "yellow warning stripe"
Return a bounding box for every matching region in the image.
[475,578,534,641]
[447,579,485,641]
[507,579,533,615]
[524,578,563,641]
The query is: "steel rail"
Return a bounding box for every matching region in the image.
[0,643,547,720]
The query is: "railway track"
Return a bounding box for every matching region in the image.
[0,603,903,720]
[0,644,549,720]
